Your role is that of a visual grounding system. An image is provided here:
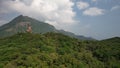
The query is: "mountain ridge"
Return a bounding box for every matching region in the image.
[0,15,95,40]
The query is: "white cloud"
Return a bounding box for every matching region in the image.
[111,5,120,11]
[92,0,97,2]
[77,1,89,10]
[0,8,8,14]
[83,7,105,16]
[2,0,76,29]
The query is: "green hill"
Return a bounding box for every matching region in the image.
[0,33,119,68]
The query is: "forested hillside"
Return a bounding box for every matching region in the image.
[0,33,119,68]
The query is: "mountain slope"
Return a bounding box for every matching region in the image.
[0,15,95,40]
[0,15,57,37]
[0,33,119,68]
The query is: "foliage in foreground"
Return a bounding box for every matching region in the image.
[0,33,120,68]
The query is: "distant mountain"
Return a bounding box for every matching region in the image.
[58,30,95,40]
[0,15,95,40]
[0,15,57,37]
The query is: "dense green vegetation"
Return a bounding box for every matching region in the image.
[0,32,119,68]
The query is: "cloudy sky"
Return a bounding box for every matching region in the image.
[0,0,120,40]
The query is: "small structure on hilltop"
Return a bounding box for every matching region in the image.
[26,23,32,33]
